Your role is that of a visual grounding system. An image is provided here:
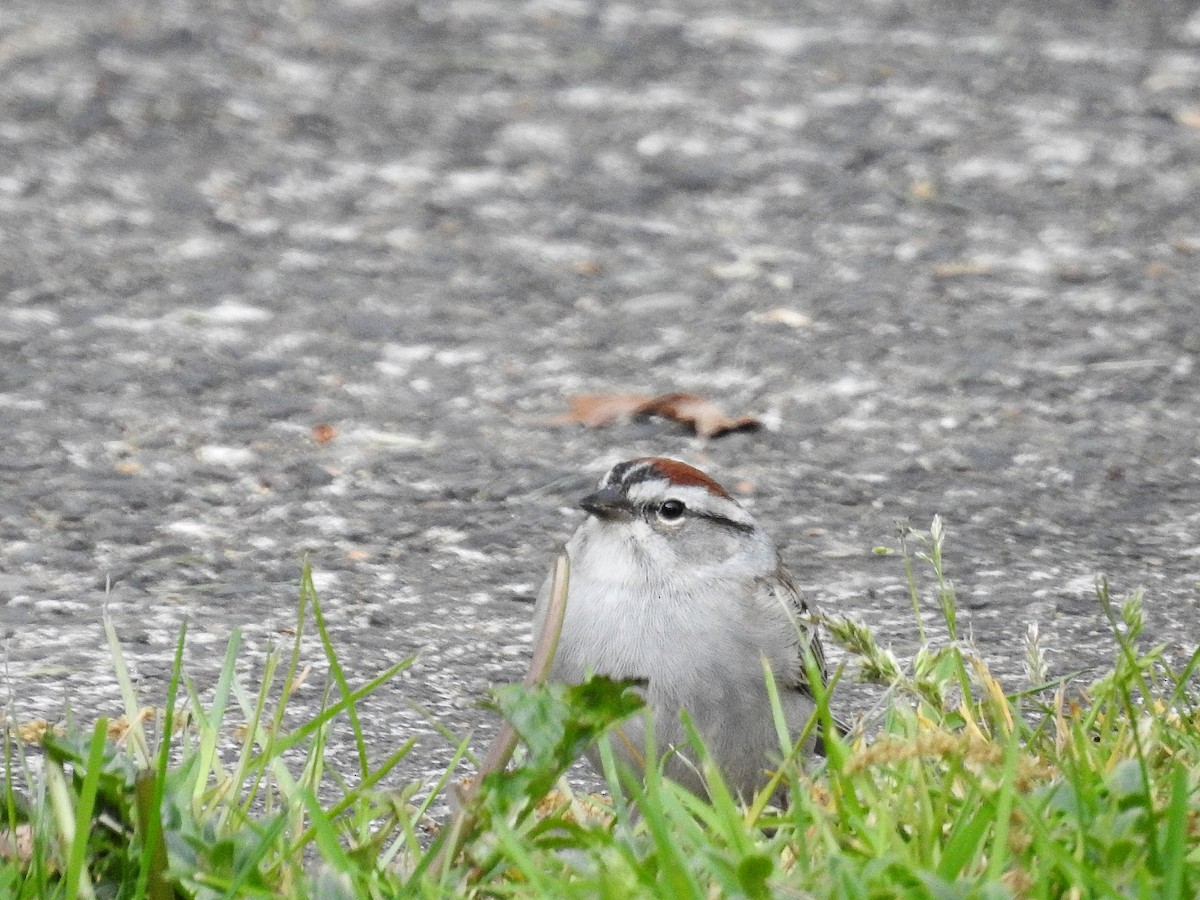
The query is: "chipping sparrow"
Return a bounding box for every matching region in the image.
[534,457,830,800]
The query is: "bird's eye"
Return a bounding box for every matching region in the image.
[657,499,686,522]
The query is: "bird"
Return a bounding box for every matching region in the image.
[534,457,831,800]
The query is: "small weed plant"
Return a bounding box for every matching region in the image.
[3,518,1199,897]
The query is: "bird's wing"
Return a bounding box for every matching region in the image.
[770,564,854,750]
[773,562,828,690]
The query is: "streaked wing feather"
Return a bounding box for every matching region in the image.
[775,565,855,744]
[774,563,828,686]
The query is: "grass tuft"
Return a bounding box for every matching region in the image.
[3,523,1199,897]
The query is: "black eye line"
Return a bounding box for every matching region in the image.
[643,502,754,533]
[696,510,755,533]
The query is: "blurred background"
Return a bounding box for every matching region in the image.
[2,0,1199,789]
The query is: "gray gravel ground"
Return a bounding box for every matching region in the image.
[3,0,1200,794]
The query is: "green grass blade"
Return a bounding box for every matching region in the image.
[1159,764,1189,897]
[62,718,108,900]
[278,563,312,715]
[299,734,419,856]
[630,775,701,900]
[2,723,19,837]
[230,675,303,805]
[489,820,557,894]
[223,811,291,898]
[677,713,751,855]
[238,565,311,820]
[396,735,473,883]
[1165,644,1200,712]
[103,611,151,768]
[245,657,412,769]
[305,570,371,783]
[982,731,1018,883]
[898,525,926,644]
[193,628,242,808]
[46,756,94,900]
[299,788,355,874]
[134,622,188,900]
[935,787,992,880]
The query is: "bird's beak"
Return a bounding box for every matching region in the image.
[579,486,634,521]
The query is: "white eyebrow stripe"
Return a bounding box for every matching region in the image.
[623,478,670,504]
[624,481,754,526]
[625,480,699,504]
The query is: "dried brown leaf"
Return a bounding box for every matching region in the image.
[558,393,655,428]
[559,392,761,438]
[573,260,602,276]
[635,392,761,437]
[933,261,992,278]
[14,719,58,744]
[1175,108,1200,129]
[755,307,813,328]
[0,824,36,868]
[312,423,338,444]
[909,179,936,200]
[108,707,155,742]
